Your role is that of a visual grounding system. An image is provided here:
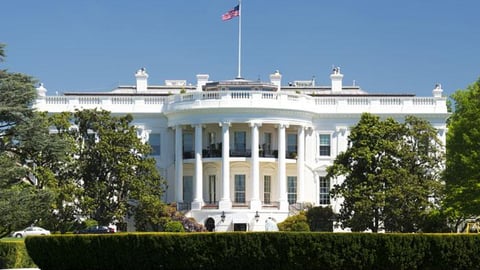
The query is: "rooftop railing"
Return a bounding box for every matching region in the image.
[36,91,447,115]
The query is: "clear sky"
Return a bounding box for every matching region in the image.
[2,0,479,97]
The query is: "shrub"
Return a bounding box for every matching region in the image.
[0,241,36,269]
[277,211,310,231]
[306,206,335,232]
[164,221,185,232]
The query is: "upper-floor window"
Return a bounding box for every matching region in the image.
[234,131,246,152]
[148,133,161,156]
[319,134,331,156]
[183,133,194,158]
[287,133,297,157]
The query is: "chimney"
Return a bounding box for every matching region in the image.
[432,83,443,98]
[330,67,343,93]
[196,74,209,91]
[270,70,282,91]
[135,68,148,92]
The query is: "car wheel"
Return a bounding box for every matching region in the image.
[15,234,23,238]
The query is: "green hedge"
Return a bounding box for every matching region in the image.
[25,233,480,270]
[0,241,36,269]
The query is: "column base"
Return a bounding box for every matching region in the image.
[191,200,204,210]
[249,199,262,211]
[218,199,232,210]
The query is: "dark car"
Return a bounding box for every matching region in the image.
[74,225,114,234]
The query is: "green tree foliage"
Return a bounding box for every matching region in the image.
[277,211,310,231]
[0,44,56,237]
[70,109,165,226]
[445,78,480,220]
[327,113,443,232]
[306,206,335,232]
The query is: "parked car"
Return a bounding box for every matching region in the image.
[74,225,114,234]
[12,226,51,238]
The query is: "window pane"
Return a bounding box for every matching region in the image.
[287,176,297,204]
[235,175,246,203]
[319,134,331,156]
[148,133,161,156]
[234,132,246,151]
[319,177,330,205]
[264,176,271,204]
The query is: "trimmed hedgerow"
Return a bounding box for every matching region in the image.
[0,241,36,269]
[25,233,480,270]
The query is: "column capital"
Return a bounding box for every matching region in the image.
[249,121,262,128]
[172,124,185,130]
[219,121,231,127]
[191,123,205,129]
[277,122,289,129]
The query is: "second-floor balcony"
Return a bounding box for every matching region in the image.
[182,149,299,159]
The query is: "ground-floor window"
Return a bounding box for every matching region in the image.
[319,176,330,205]
[287,176,297,204]
[183,176,193,203]
[208,175,216,204]
[234,223,247,231]
[264,175,271,204]
[234,174,246,203]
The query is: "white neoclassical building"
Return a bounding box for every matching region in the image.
[34,67,448,232]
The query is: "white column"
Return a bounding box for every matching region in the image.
[191,124,204,210]
[278,123,289,211]
[250,122,261,210]
[296,126,305,203]
[175,126,183,203]
[219,122,232,209]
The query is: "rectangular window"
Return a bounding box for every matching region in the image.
[148,133,161,156]
[234,131,246,152]
[319,177,330,205]
[287,176,297,204]
[319,134,331,156]
[234,174,246,204]
[208,175,216,204]
[183,133,194,158]
[287,133,297,158]
[263,132,272,156]
[264,176,271,204]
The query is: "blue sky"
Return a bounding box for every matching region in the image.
[2,0,478,97]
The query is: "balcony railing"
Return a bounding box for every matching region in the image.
[183,149,298,159]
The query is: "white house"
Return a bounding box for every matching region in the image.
[34,67,448,232]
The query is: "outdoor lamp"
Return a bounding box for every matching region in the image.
[221,211,226,222]
[255,211,260,222]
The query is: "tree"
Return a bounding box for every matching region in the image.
[306,206,335,232]
[71,109,165,227]
[444,78,480,221]
[327,113,443,232]
[0,44,56,237]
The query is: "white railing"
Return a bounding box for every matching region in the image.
[37,92,446,115]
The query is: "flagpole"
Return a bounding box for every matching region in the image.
[237,0,242,79]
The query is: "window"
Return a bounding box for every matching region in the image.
[287,134,297,158]
[183,133,194,158]
[234,175,246,203]
[148,133,161,156]
[208,175,216,204]
[234,131,246,152]
[264,176,271,204]
[263,132,272,156]
[319,134,331,156]
[287,176,297,204]
[319,177,330,205]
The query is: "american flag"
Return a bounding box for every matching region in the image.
[222,5,239,21]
